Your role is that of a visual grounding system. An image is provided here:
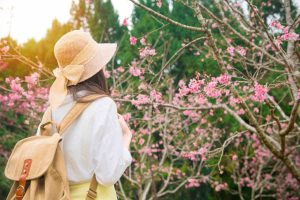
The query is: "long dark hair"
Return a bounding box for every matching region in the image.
[67,69,111,102]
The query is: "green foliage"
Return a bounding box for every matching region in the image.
[88,0,123,42]
[0,19,73,79]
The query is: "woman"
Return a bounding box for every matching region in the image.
[36,30,133,199]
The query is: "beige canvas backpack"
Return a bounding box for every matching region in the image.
[4,94,108,200]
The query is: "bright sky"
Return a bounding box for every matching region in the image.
[1,0,300,44]
[0,0,134,44]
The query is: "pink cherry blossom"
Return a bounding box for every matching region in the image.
[217,74,231,85]
[177,80,190,97]
[232,154,237,161]
[185,178,200,188]
[236,46,246,56]
[214,182,228,192]
[140,37,146,45]
[195,93,207,104]
[116,66,125,73]
[279,32,299,41]
[204,80,222,98]
[270,21,277,27]
[131,94,150,107]
[226,38,233,44]
[129,65,143,76]
[1,45,9,53]
[122,113,131,122]
[25,72,39,86]
[139,46,156,58]
[156,0,162,8]
[150,89,163,102]
[227,46,235,56]
[138,82,148,90]
[188,78,204,93]
[183,110,192,116]
[122,18,129,26]
[251,82,268,102]
[276,22,284,30]
[211,23,218,29]
[130,36,137,45]
[139,138,145,145]
[103,69,111,78]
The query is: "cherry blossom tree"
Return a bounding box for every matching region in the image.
[116,0,300,199]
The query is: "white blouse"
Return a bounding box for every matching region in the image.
[36,91,132,186]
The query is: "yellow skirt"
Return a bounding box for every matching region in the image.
[69,181,117,200]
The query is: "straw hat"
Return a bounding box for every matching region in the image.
[48,30,117,110]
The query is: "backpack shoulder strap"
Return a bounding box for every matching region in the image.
[86,174,98,200]
[57,93,109,134]
[40,107,53,136]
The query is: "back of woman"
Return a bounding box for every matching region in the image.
[36,30,133,200]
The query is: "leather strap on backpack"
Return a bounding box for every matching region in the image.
[40,93,110,200]
[86,174,98,200]
[57,94,107,134]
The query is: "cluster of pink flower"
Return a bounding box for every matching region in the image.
[121,113,131,122]
[139,46,156,58]
[138,146,162,157]
[131,94,150,109]
[270,21,299,43]
[102,68,111,78]
[188,78,204,93]
[204,80,222,98]
[0,41,9,71]
[85,0,93,4]
[217,74,231,85]
[130,36,137,45]
[177,80,190,97]
[129,66,143,77]
[182,109,200,122]
[0,39,9,54]
[150,89,163,103]
[176,73,231,102]
[129,36,147,46]
[212,181,228,192]
[185,178,201,188]
[250,82,268,102]
[122,18,129,27]
[116,66,125,73]
[239,177,255,188]
[0,73,48,118]
[128,60,145,78]
[181,147,208,161]
[156,0,162,8]
[227,46,247,57]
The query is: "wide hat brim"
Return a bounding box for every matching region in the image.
[67,42,117,86]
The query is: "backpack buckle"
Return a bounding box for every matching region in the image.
[40,121,59,135]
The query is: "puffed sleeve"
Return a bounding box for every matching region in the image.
[91,98,132,186]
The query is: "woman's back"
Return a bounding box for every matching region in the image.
[36,90,132,186]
